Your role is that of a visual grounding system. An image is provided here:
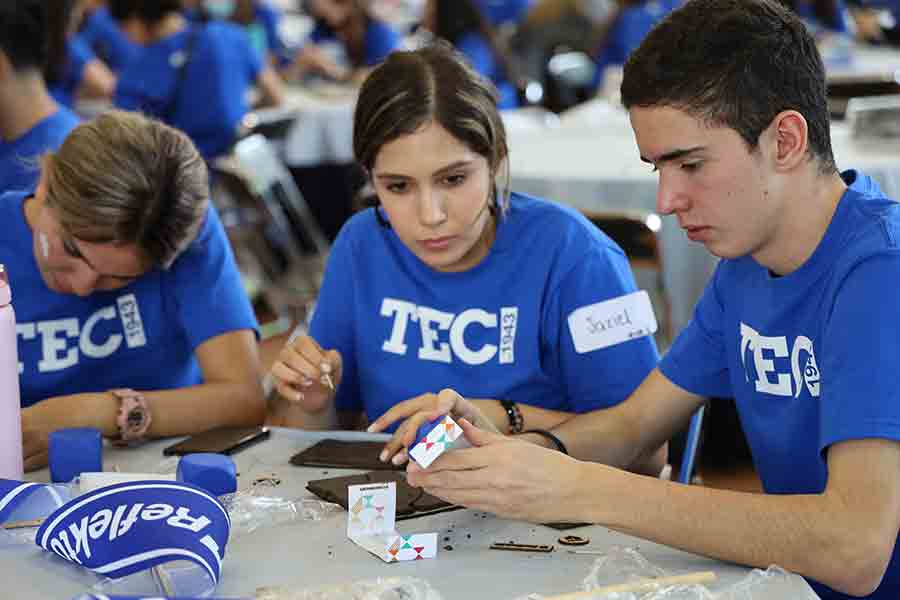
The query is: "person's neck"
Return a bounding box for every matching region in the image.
[754,166,847,276]
[145,13,188,44]
[0,73,59,143]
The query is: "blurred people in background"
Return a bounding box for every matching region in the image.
[110,0,284,160]
[590,0,679,92]
[423,0,520,109]
[476,0,535,26]
[287,0,401,83]
[45,0,117,108]
[0,1,79,193]
[781,0,853,33]
[77,0,140,71]
[200,0,293,67]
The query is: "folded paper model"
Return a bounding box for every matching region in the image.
[409,415,465,469]
[347,481,438,563]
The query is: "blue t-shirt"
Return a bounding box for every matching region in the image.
[796,0,850,33]
[48,38,95,108]
[309,18,400,67]
[114,22,263,159]
[77,7,139,72]
[255,2,291,64]
[310,193,659,425]
[476,0,534,26]
[0,191,257,408]
[591,0,679,89]
[0,108,79,195]
[659,171,900,600]
[456,32,518,110]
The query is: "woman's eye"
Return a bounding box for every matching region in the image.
[385,181,408,194]
[443,173,467,186]
[62,238,81,258]
[681,161,702,172]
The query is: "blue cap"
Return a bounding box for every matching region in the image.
[176,453,237,497]
[48,428,103,484]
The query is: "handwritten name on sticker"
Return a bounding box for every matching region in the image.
[567,290,658,353]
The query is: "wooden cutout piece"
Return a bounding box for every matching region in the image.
[490,542,554,553]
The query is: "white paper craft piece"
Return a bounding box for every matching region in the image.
[347,481,397,538]
[408,415,464,469]
[347,482,438,563]
[567,290,658,354]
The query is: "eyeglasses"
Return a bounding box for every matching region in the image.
[59,233,145,283]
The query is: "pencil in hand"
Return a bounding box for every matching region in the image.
[321,372,335,392]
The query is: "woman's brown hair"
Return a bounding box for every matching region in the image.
[43,110,209,269]
[353,41,510,219]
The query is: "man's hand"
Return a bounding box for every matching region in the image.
[368,388,499,465]
[406,419,589,524]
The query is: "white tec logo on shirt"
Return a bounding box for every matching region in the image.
[739,322,820,398]
[16,293,147,374]
[380,298,517,365]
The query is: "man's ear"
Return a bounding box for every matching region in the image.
[0,50,14,85]
[768,110,809,172]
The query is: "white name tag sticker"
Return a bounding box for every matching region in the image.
[568,290,657,353]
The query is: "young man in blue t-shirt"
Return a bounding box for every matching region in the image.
[0,1,79,194]
[2,111,264,471]
[375,1,900,598]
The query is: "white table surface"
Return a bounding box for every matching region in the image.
[5,428,819,599]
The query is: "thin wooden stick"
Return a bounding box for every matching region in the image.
[543,571,717,600]
[152,565,175,596]
[1,519,44,530]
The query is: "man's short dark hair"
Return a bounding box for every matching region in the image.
[108,0,183,24]
[0,0,48,73]
[621,0,836,173]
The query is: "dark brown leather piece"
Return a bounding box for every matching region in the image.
[306,471,460,521]
[289,440,404,471]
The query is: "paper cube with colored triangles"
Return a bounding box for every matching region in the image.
[409,415,464,469]
[347,481,438,563]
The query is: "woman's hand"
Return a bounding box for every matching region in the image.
[21,418,49,472]
[269,334,342,414]
[367,388,500,465]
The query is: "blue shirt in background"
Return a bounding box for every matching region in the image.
[660,171,900,600]
[114,22,263,159]
[0,191,258,408]
[456,32,518,109]
[309,18,400,67]
[476,0,534,26]
[77,7,139,72]
[48,38,94,108]
[310,193,659,427]
[0,107,79,194]
[592,0,679,89]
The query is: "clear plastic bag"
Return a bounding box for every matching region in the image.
[90,559,217,598]
[0,482,77,548]
[515,547,821,600]
[220,484,343,537]
[255,576,443,600]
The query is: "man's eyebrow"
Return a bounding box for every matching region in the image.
[639,146,706,165]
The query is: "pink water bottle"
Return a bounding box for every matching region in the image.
[0,264,24,480]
